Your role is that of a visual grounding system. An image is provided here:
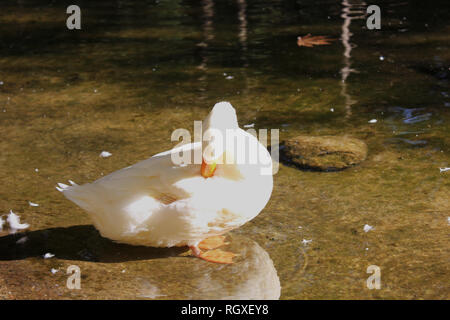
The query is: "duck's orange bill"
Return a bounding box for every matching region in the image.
[201,158,217,178]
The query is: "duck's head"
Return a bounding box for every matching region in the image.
[201,102,239,178]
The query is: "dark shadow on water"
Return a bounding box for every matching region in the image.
[0,225,186,263]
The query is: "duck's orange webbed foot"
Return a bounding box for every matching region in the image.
[198,235,228,250]
[200,249,237,264]
[189,236,237,264]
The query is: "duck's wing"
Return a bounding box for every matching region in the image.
[59,142,201,213]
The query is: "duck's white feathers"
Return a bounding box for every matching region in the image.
[62,111,273,248]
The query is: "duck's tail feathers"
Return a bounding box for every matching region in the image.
[56,180,96,213]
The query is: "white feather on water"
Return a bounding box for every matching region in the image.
[99,151,112,158]
[7,210,29,233]
[56,181,71,192]
[58,183,69,189]
[16,236,28,244]
[29,201,39,207]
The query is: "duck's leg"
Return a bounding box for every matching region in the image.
[189,242,237,264]
[189,245,203,257]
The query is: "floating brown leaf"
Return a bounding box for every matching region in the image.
[297,34,335,47]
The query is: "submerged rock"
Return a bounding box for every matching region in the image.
[280,135,367,171]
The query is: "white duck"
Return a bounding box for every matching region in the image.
[58,102,273,263]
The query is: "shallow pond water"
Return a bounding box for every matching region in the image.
[0,0,449,299]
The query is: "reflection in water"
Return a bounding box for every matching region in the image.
[395,138,427,145]
[138,235,281,300]
[237,0,248,66]
[340,0,366,118]
[197,0,214,73]
[388,106,433,124]
[197,0,251,98]
[197,0,215,99]
[237,0,251,99]
[138,280,167,299]
[384,107,433,142]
